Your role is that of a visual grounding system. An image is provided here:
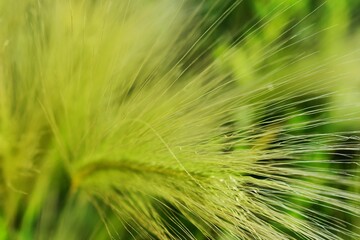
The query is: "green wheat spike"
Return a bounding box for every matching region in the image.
[0,0,359,239]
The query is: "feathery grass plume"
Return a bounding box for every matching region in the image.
[0,0,360,239]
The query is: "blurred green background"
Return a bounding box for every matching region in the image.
[164,0,360,239]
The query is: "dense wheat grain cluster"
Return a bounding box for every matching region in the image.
[0,0,359,239]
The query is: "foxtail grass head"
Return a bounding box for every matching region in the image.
[0,0,360,239]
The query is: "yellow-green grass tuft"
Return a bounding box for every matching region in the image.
[0,0,359,239]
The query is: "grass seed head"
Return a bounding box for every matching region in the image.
[0,0,360,239]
